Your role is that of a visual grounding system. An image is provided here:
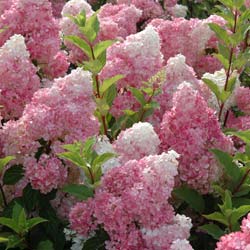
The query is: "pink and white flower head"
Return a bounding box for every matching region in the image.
[70,152,193,250]
[113,122,161,164]
[159,83,233,193]
[0,0,13,16]
[101,25,163,90]
[98,3,142,41]
[150,15,225,76]
[0,34,40,120]
[216,213,250,250]
[0,68,99,159]
[0,0,68,78]
[24,154,67,194]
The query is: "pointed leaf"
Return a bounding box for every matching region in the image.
[26,217,47,230]
[199,224,224,239]
[62,184,94,200]
[100,75,123,94]
[65,35,92,59]
[94,40,115,58]
[173,186,205,213]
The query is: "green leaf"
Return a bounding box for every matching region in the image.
[218,0,233,8]
[202,78,221,102]
[80,12,99,43]
[3,165,24,185]
[199,224,224,240]
[83,59,104,74]
[231,205,250,224]
[214,53,229,69]
[0,236,8,243]
[6,235,22,250]
[94,40,115,58]
[103,84,117,106]
[58,151,86,168]
[0,156,15,172]
[129,87,146,105]
[62,184,94,200]
[0,218,18,233]
[232,197,250,207]
[83,229,109,250]
[208,23,231,46]
[65,35,92,59]
[227,77,237,92]
[203,212,228,226]
[37,240,54,250]
[100,75,123,95]
[227,130,250,144]
[26,217,48,230]
[173,186,205,213]
[211,149,241,183]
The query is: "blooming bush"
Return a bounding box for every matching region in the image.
[0,0,250,249]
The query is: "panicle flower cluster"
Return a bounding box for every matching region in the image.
[24,154,67,194]
[98,3,142,41]
[70,152,193,250]
[0,68,99,159]
[159,83,233,193]
[116,0,177,21]
[0,34,40,120]
[216,213,250,250]
[148,54,206,132]
[101,26,163,90]
[0,0,69,78]
[113,122,160,164]
[150,15,225,76]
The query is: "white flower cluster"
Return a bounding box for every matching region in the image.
[0,34,29,59]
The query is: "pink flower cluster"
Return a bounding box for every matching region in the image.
[98,3,142,41]
[0,68,99,192]
[150,15,225,76]
[24,155,67,194]
[101,25,163,89]
[216,213,250,250]
[159,83,233,193]
[113,122,160,164]
[0,34,40,120]
[70,152,194,250]
[0,0,69,78]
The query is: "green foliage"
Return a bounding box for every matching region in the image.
[58,137,116,187]
[64,10,124,136]
[173,186,205,213]
[3,165,24,185]
[0,203,47,249]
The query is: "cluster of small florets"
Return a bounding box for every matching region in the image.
[150,15,225,76]
[113,122,160,164]
[70,152,193,249]
[216,213,250,250]
[0,34,40,120]
[0,0,69,78]
[159,83,233,193]
[0,68,99,193]
[24,154,67,194]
